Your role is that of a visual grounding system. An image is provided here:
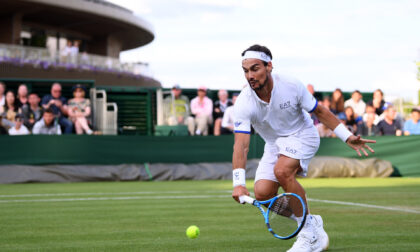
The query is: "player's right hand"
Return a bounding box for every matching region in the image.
[232,185,250,203]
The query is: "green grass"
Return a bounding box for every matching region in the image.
[0,178,419,251]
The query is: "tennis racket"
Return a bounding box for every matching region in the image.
[239,193,307,240]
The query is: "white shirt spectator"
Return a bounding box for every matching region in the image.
[32,119,62,135]
[344,98,366,117]
[221,106,234,129]
[8,125,30,135]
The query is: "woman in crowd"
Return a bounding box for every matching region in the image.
[367,89,385,116]
[67,84,93,135]
[3,90,22,126]
[330,88,344,115]
[344,106,357,134]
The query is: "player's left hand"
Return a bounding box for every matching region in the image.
[346,135,376,157]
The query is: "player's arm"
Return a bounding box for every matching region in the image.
[232,132,251,203]
[313,104,376,156]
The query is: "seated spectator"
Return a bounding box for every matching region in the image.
[190,86,213,136]
[0,113,8,135]
[67,84,93,135]
[362,104,380,125]
[357,111,377,136]
[32,108,61,135]
[8,114,30,135]
[213,89,233,136]
[376,104,402,136]
[163,84,194,134]
[22,93,43,131]
[220,93,238,134]
[16,84,29,108]
[41,83,73,134]
[330,88,344,115]
[367,89,385,116]
[3,90,22,128]
[337,112,354,133]
[344,90,366,118]
[344,106,357,134]
[404,108,420,135]
[0,82,5,108]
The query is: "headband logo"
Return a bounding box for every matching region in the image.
[242,51,272,62]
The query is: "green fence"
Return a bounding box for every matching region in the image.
[0,135,419,177]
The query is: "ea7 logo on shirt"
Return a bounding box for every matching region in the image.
[285,147,297,154]
[234,121,242,127]
[279,101,291,110]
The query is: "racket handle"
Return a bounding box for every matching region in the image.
[239,195,255,204]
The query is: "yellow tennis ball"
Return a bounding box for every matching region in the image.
[186,225,200,239]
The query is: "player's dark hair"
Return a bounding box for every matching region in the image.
[44,108,54,114]
[241,44,273,66]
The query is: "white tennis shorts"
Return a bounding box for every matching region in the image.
[254,125,320,183]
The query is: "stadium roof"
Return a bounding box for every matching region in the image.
[1,0,154,51]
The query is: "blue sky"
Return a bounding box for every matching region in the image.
[109,0,420,103]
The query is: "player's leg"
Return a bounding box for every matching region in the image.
[254,179,279,201]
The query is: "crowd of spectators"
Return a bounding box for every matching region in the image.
[162,83,420,137]
[0,81,94,136]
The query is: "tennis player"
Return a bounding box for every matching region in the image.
[232,44,376,252]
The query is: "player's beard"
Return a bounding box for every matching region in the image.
[250,71,269,91]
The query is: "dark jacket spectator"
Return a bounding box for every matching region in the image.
[16,84,29,108]
[375,105,402,136]
[357,112,377,136]
[367,89,386,116]
[41,83,73,134]
[330,88,344,115]
[213,89,232,136]
[22,93,43,130]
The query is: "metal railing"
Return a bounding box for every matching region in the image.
[0,43,150,76]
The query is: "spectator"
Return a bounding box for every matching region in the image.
[316,123,334,137]
[22,93,43,131]
[213,89,233,136]
[0,113,8,135]
[61,40,72,62]
[16,84,29,108]
[41,83,73,134]
[330,88,344,115]
[67,84,93,135]
[163,84,195,134]
[357,111,377,136]
[344,90,366,118]
[220,93,238,134]
[32,108,61,135]
[367,89,385,116]
[362,104,380,125]
[337,112,354,133]
[344,106,357,134]
[70,40,80,64]
[8,114,30,135]
[0,82,5,108]
[190,86,213,135]
[3,90,22,126]
[403,108,420,135]
[376,104,402,136]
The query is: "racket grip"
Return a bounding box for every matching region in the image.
[239,195,255,204]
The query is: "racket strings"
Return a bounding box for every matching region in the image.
[269,196,293,218]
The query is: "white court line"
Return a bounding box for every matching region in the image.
[0,193,418,214]
[0,190,232,198]
[308,198,420,214]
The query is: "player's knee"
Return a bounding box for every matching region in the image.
[254,190,275,201]
[274,168,294,186]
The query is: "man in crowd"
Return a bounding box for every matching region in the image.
[41,83,73,134]
[8,114,30,135]
[32,108,61,135]
[376,104,402,136]
[213,89,233,136]
[190,86,213,135]
[344,90,366,118]
[357,111,377,136]
[163,84,194,134]
[22,93,43,131]
[404,108,420,135]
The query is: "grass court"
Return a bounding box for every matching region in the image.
[0,178,419,251]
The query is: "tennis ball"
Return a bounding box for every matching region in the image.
[186,225,200,239]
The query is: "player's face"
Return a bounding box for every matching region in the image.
[242,59,272,91]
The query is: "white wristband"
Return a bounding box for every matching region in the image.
[232,168,246,187]
[333,123,353,142]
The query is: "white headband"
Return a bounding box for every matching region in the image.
[242,50,271,62]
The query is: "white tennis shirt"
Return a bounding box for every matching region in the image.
[233,74,318,144]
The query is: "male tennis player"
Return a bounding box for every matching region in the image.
[232,45,376,252]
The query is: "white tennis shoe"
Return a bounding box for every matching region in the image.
[312,215,329,251]
[286,232,321,252]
